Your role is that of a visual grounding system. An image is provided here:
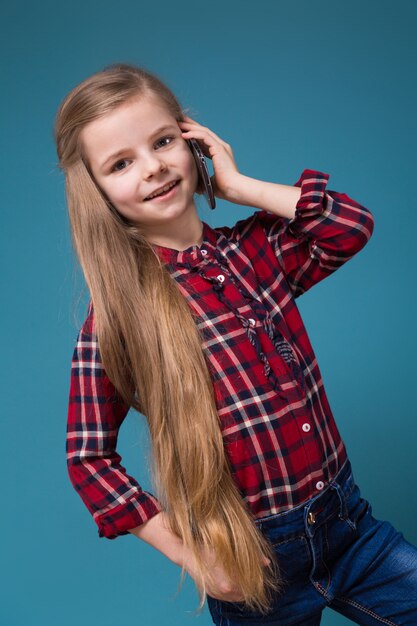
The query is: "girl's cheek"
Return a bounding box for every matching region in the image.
[179,142,195,169]
[183,151,199,188]
[113,179,135,203]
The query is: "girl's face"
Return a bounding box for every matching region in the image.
[80,93,199,242]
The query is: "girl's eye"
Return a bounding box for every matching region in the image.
[109,137,174,172]
[155,135,174,149]
[112,159,130,172]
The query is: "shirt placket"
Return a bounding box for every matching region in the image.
[219,247,306,395]
[179,253,306,399]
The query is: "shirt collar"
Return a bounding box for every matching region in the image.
[151,220,218,266]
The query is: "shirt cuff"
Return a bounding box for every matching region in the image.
[95,491,164,539]
[287,169,330,238]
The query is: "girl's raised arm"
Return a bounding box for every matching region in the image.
[255,169,375,298]
[212,169,374,300]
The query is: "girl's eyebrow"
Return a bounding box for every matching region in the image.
[99,124,179,170]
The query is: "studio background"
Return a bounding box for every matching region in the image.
[1,1,416,625]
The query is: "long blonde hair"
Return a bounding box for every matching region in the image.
[55,63,282,614]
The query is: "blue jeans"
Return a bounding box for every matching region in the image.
[207,459,417,625]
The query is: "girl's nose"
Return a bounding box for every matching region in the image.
[142,153,167,179]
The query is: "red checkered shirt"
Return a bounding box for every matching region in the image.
[66,169,374,539]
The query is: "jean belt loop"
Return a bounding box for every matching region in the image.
[330,480,349,520]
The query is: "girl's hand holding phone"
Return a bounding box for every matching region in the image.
[178,116,243,204]
[179,116,302,219]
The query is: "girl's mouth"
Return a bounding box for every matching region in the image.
[144,180,180,202]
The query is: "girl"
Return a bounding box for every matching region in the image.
[55,63,417,625]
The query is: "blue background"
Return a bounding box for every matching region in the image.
[1,1,416,624]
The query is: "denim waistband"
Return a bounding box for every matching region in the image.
[254,458,355,537]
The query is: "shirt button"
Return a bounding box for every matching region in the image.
[248,318,256,327]
[302,423,311,432]
[217,274,225,283]
[316,481,325,491]
[201,249,208,256]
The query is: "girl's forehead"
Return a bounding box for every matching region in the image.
[80,94,177,165]
[101,94,175,124]
[85,94,175,137]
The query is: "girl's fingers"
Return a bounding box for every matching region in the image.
[180,130,220,159]
[181,132,213,159]
[182,114,198,123]
[178,120,230,150]
[180,128,232,160]
[179,124,226,145]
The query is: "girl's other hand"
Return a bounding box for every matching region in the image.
[178,115,242,203]
[183,543,271,603]
[130,512,242,601]
[184,543,245,602]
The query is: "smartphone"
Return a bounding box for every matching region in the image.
[186,138,216,210]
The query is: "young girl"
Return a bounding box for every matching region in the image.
[55,63,417,625]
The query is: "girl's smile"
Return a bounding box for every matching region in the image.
[80,93,202,249]
[143,178,180,202]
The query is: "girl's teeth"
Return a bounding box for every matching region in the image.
[148,181,177,199]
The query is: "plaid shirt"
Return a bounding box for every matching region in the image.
[66,169,374,539]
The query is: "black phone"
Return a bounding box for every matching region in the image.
[186,138,216,210]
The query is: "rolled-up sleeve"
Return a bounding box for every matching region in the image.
[255,169,375,298]
[66,304,164,539]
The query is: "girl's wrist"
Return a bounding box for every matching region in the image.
[224,173,261,207]
[129,511,187,567]
[225,174,301,218]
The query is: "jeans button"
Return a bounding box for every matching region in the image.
[307,511,316,525]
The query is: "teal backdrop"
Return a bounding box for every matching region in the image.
[1,1,416,625]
